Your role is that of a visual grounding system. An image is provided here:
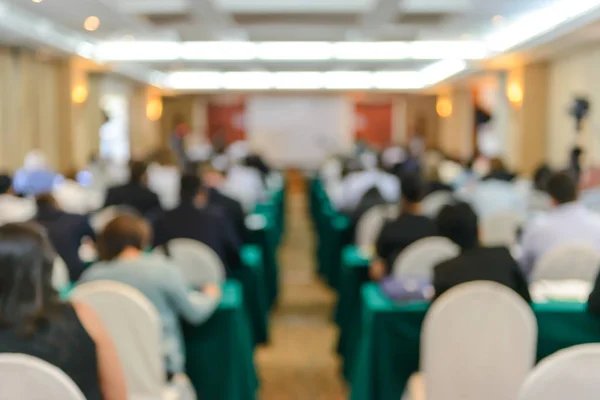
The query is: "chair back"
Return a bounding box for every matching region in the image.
[0,354,86,400]
[421,192,454,218]
[530,243,600,283]
[518,344,600,400]
[581,188,600,213]
[422,282,537,400]
[89,205,139,233]
[391,237,459,280]
[154,238,226,286]
[51,257,70,291]
[71,281,165,398]
[355,204,397,249]
[481,210,524,247]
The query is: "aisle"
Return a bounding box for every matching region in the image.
[256,192,347,399]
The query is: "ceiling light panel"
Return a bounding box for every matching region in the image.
[166,71,222,90]
[95,41,179,61]
[181,42,256,60]
[333,42,409,60]
[256,42,334,60]
[408,41,487,59]
[322,71,373,89]
[221,71,273,89]
[372,71,422,89]
[272,72,324,89]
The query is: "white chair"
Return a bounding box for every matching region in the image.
[518,344,600,400]
[154,239,226,287]
[421,192,454,218]
[391,237,459,280]
[71,281,192,400]
[581,188,600,214]
[481,210,525,247]
[51,257,70,291]
[0,353,86,400]
[89,205,139,234]
[530,243,600,283]
[355,204,398,250]
[411,282,537,400]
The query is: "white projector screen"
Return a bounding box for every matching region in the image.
[246,95,354,169]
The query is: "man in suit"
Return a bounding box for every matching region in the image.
[433,201,531,302]
[370,173,438,280]
[153,174,241,269]
[202,162,249,242]
[34,194,96,281]
[104,161,161,217]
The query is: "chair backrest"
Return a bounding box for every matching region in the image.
[0,353,86,400]
[391,237,459,280]
[422,282,537,400]
[421,191,454,218]
[481,210,525,247]
[528,190,552,213]
[51,257,70,291]
[89,205,139,233]
[154,238,226,286]
[581,188,600,213]
[530,243,600,283]
[70,281,165,398]
[518,344,600,400]
[355,204,397,249]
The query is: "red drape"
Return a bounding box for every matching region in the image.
[207,103,246,144]
[355,103,392,148]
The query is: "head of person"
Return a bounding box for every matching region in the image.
[201,162,226,188]
[533,164,552,192]
[0,223,59,335]
[179,174,208,207]
[489,157,507,172]
[400,173,427,212]
[97,214,151,261]
[23,150,48,171]
[35,194,60,211]
[547,171,578,206]
[129,161,149,186]
[436,202,479,251]
[0,175,12,195]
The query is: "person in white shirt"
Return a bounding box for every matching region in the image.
[520,172,600,276]
[147,150,181,211]
[53,171,104,215]
[0,175,36,225]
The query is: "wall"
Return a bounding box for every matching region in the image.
[547,44,600,168]
[438,89,475,160]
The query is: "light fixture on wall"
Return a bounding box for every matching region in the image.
[71,84,88,104]
[436,96,453,118]
[146,97,163,121]
[507,82,523,106]
[84,16,100,32]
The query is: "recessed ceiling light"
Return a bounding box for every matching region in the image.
[492,15,504,25]
[84,16,100,32]
[32,0,43,3]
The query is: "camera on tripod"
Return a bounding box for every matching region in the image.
[570,97,591,133]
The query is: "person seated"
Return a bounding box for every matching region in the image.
[0,174,36,224]
[147,149,181,211]
[424,161,453,195]
[370,174,439,280]
[0,223,127,400]
[34,194,95,282]
[153,175,242,269]
[223,160,266,213]
[520,172,600,276]
[482,157,516,182]
[533,164,552,192]
[433,202,531,302]
[53,169,104,215]
[587,270,600,316]
[12,150,60,196]
[79,215,221,376]
[104,161,161,217]
[202,163,249,242]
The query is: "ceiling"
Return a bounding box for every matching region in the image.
[1,0,599,91]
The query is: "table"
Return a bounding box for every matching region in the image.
[249,207,280,310]
[233,245,270,345]
[334,245,370,380]
[349,284,600,400]
[184,281,258,400]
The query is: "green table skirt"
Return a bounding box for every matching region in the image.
[184,281,258,400]
[349,284,600,400]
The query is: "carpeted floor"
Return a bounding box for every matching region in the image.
[256,192,347,400]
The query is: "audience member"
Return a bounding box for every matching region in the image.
[433,202,531,302]
[79,215,221,375]
[0,223,127,400]
[202,163,249,242]
[533,164,552,192]
[223,159,266,213]
[153,175,242,268]
[370,174,438,280]
[520,172,600,276]
[53,169,103,214]
[13,151,59,196]
[104,161,161,216]
[147,149,181,211]
[0,175,36,224]
[482,157,516,182]
[587,272,600,316]
[34,194,95,281]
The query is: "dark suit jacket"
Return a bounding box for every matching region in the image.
[433,246,531,303]
[104,182,161,216]
[587,271,600,316]
[35,207,95,281]
[152,201,242,269]
[208,188,249,242]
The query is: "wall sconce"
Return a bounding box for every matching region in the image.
[71,84,88,104]
[436,96,452,118]
[146,97,163,121]
[507,82,523,106]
